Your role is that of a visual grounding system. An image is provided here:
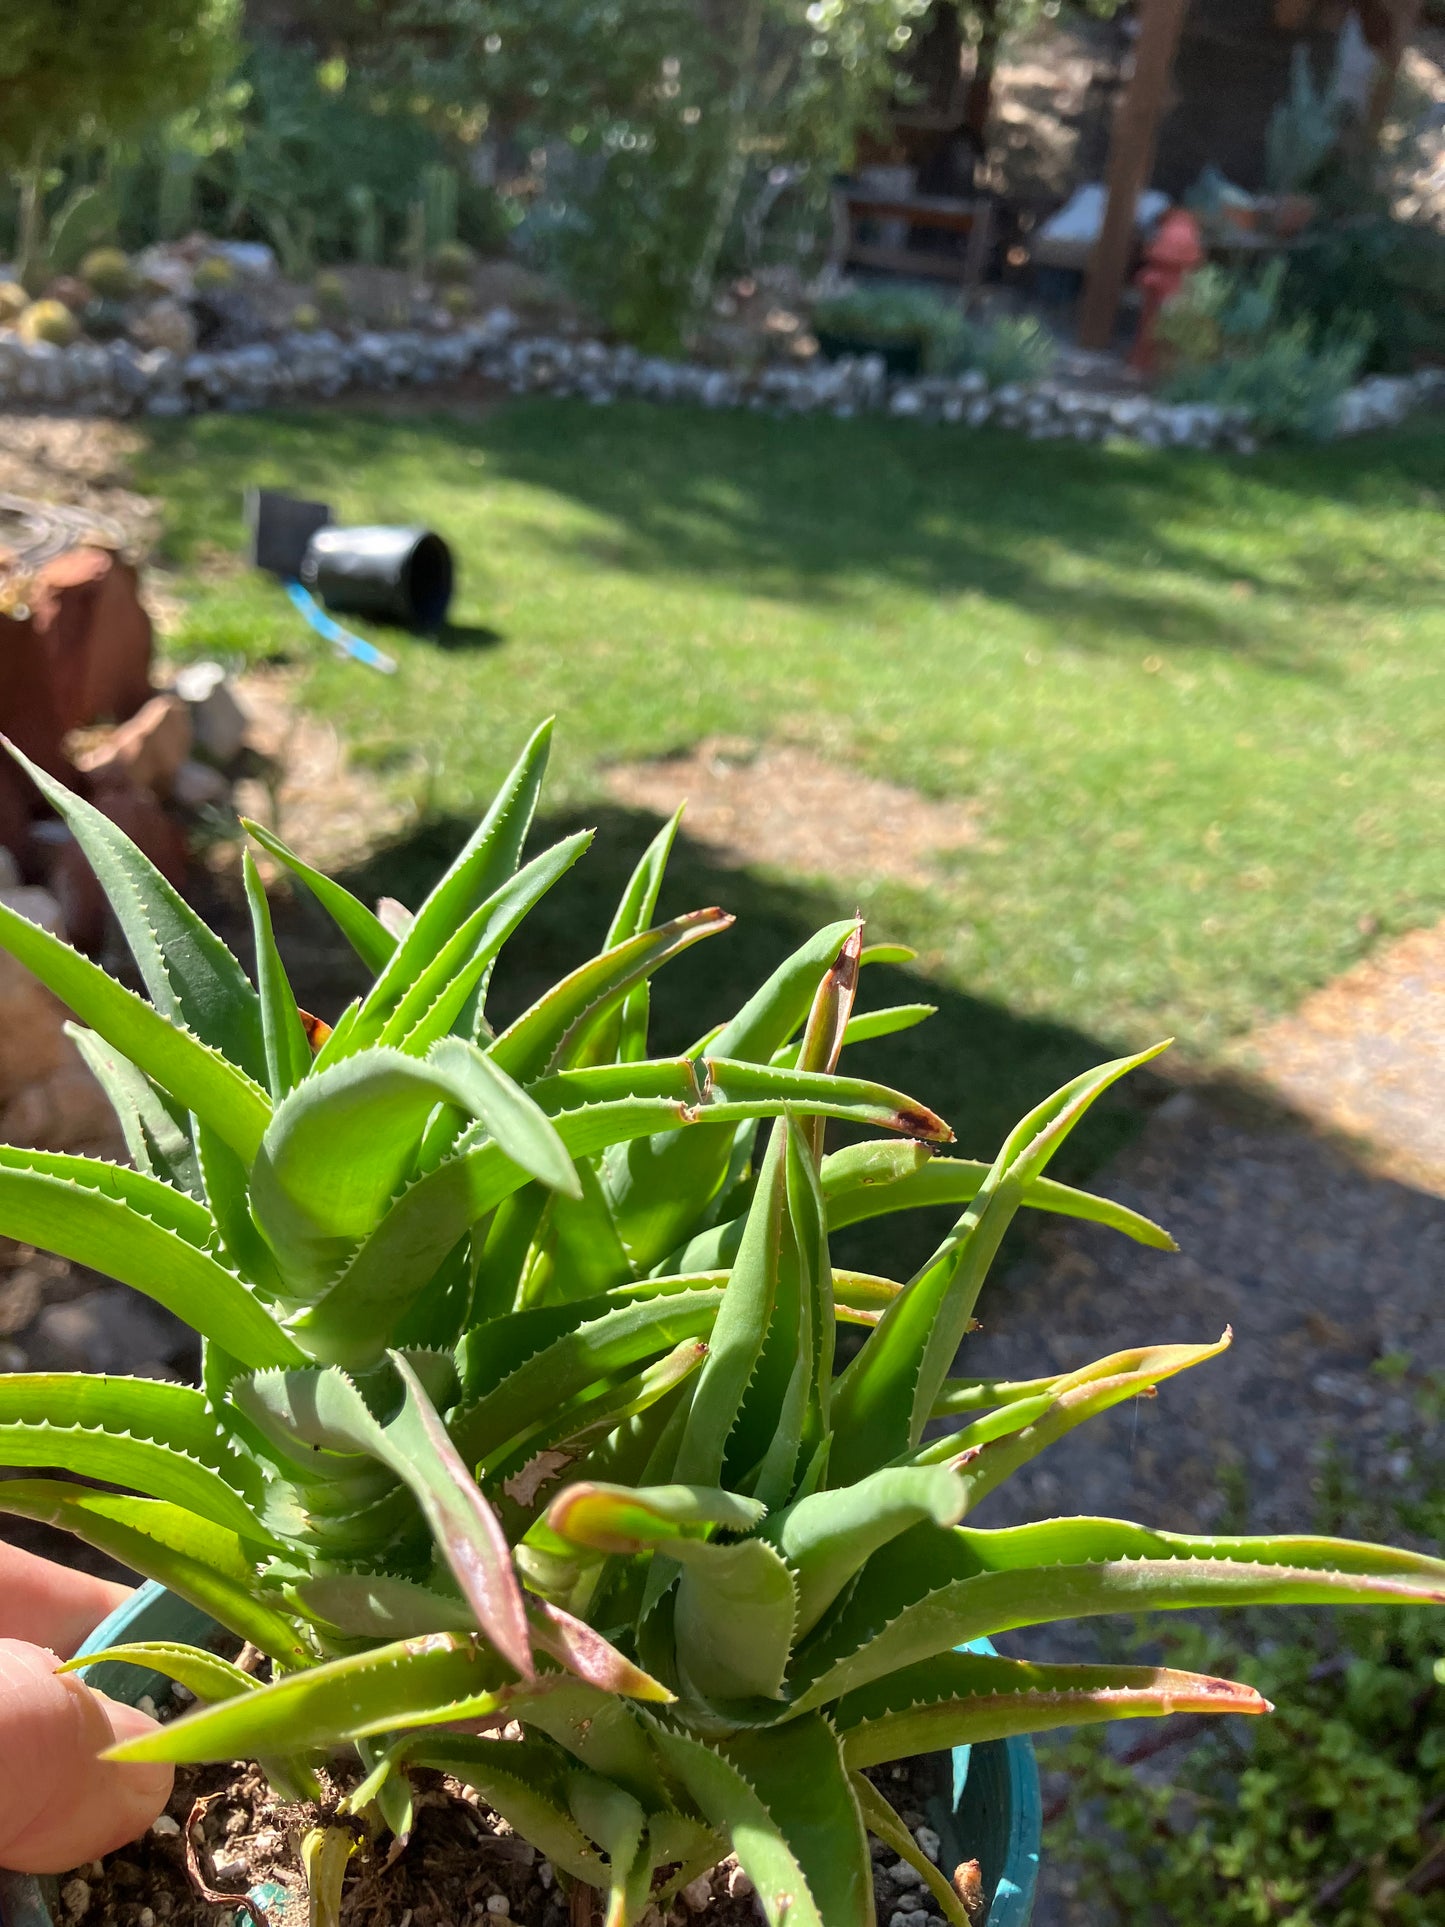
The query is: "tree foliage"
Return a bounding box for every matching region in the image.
[0,0,237,167]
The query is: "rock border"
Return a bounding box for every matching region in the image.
[1,308,1440,450]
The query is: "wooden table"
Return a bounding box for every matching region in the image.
[831,188,995,290]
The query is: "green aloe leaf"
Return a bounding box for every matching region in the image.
[397,1734,607,1885]
[250,1046,540,1297]
[921,1334,1232,1495]
[194,1123,287,1301]
[830,1043,1168,1481]
[450,1290,725,1469]
[356,718,554,1042]
[849,1773,970,1927]
[791,1516,1445,1710]
[242,851,312,1099]
[0,1149,301,1365]
[66,1028,202,1198]
[240,1357,534,1679]
[287,1571,479,1639]
[835,1651,1270,1768]
[242,818,396,975]
[721,1716,872,1927]
[576,803,684,1067]
[649,1724,828,1927]
[104,1631,538,1761]
[0,1376,276,1545]
[293,1074,702,1364]
[674,1535,797,1703]
[383,1353,534,1679]
[58,1641,262,1701]
[377,832,592,1057]
[490,908,735,1084]
[0,1481,302,1660]
[0,896,271,1161]
[545,1483,767,1554]
[763,1466,967,1640]
[771,1004,937,1070]
[611,919,864,1269]
[427,1038,581,1198]
[820,1140,1176,1249]
[673,1122,787,1490]
[8,742,267,1082]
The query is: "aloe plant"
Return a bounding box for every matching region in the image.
[0,719,1441,1927]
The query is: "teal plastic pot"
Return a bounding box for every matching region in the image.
[0,1586,1039,1927]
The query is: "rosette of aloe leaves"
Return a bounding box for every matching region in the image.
[0,718,1441,1927]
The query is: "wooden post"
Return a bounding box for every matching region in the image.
[1076,0,1190,352]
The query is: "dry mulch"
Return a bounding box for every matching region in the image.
[1242,916,1445,1199]
[607,737,983,893]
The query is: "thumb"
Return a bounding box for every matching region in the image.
[0,1641,175,1875]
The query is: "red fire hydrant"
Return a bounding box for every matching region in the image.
[1130,208,1204,375]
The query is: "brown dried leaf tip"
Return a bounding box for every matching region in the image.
[953,1858,987,1925]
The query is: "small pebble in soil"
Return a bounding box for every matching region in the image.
[537,1862,554,1889]
[138,1912,156,1927]
[150,1815,180,1837]
[914,1826,941,1864]
[60,1879,91,1917]
[484,1900,510,1918]
[210,1849,248,1883]
[889,1860,925,1888]
[681,1873,712,1911]
[135,1695,159,1718]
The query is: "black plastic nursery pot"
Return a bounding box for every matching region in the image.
[814,329,924,378]
[0,1585,1041,1927]
[301,525,454,632]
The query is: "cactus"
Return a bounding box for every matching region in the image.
[17,299,80,347]
[346,182,383,265]
[79,246,136,300]
[430,239,477,286]
[422,161,459,250]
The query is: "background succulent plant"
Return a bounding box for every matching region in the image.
[0,721,1440,1927]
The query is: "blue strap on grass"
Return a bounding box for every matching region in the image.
[284,580,397,674]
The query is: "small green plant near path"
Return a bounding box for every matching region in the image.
[0,722,1440,1924]
[1049,1475,1445,1925]
[135,404,1445,1115]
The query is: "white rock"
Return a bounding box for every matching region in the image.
[152,1813,182,1837]
[209,1849,248,1883]
[536,1861,554,1890]
[484,1897,510,1917]
[914,1825,941,1864]
[60,1879,91,1917]
[889,1858,925,1887]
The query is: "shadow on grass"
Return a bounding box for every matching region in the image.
[323,801,1168,1281]
[139,403,1445,674]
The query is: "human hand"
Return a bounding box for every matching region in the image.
[0,1540,174,1874]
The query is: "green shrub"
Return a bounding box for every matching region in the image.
[1279,216,1445,375]
[17,297,79,345]
[813,282,956,348]
[79,244,135,299]
[814,287,1058,389]
[1165,320,1367,441]
[1052,1488,1445,1926]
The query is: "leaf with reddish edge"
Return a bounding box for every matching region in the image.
[833,1652,1272,1768]
[385,1353,534,1681]
[528,1600,674,1702]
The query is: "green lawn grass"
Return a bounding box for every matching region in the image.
[135,402,1445,1182]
